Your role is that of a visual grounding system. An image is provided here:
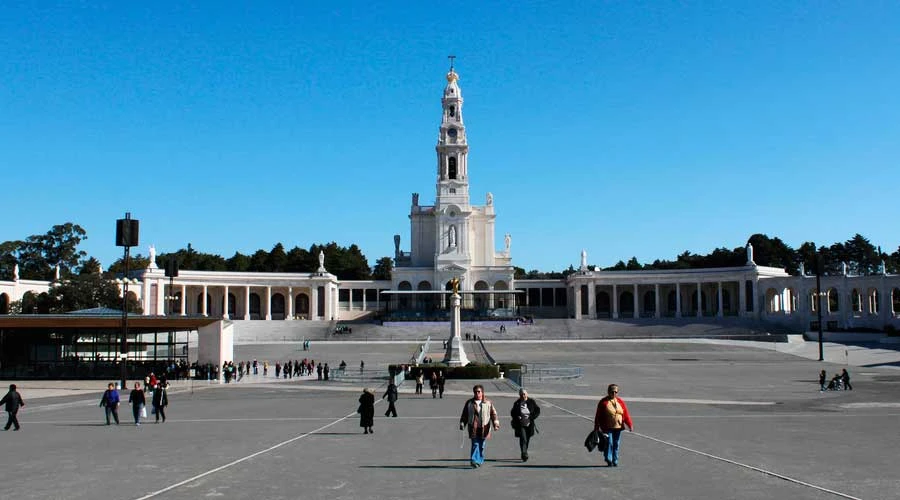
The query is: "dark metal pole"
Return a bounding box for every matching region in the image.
[121,244,130,389]
[815,249,824,362]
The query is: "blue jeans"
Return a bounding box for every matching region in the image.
[470,438,486,465]
[605,429,623,464]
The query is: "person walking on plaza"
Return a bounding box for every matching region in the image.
[128,382,146,426]
[1,384,25,431]
[430,371,438,398]
[437,371,446,399]
[819,369,827,391]
[459,384,500,468]
[594,383,633,467]
[415,371,424,395]
[152,382,169,423]
[358,388,375,434]
[841,368,853,391]
[510,388,540,462]
[99,382,120,425]
[383,380,399,417]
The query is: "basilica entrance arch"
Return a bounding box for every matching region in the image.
[295,293,310,319]
[595,290,611,318]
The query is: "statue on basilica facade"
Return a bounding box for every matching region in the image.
[746,242,755,265]
[148,244,158,269]
[580,249,588,271]
[449,226,457,247]
[317,250,326,273]
[486,192,493,206]
[412,193,419,206]
[504,233,511,252]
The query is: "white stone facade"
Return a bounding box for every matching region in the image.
[3,67,900,333]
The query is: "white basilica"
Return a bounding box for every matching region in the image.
[2,65,900,335]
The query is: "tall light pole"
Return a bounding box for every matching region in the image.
[814,247,824,362]
[165,258,179,362]
[116,212,140,389]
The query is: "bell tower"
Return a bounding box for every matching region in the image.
[435,56,470,209]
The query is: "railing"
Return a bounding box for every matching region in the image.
[413,336,432,364]
[508,363,584,389]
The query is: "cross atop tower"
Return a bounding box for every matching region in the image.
[448,55,455,71]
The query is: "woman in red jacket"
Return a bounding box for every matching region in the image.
[593,384,633,467]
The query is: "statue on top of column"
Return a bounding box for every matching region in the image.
[13,263,19,281]
[317,250,326,273]
[412,193,419,206]
[486,192,493,206]
[450,277,460,295]
[148,244,158,269]
[504,233,511,253]
[580,249,588,271]
[746,242,755,265]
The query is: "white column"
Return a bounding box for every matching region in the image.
[574,285,582,319]
[751,279,759,318]
[633,284,639,318]
[696,282,702,317]
[287,286,294,320]
[223,285,230,319]
[202,285,208,317]
[244,286,251,320]
[675,283,682,318]
[654,284,660,319]
[311,286,319,320]
[142,279,151,316]
[155,279,165,315]
[587,282,596,318]
[265,286,271,320]
[180,284,186,316]
[324,285,333,321]
[739,279,746,317]
[612,284,618,319]
[717,282,724,318]
[361,287,366,312]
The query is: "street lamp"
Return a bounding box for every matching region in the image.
[115,212,140,389]
[813,247,824,362]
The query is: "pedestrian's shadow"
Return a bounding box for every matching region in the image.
[55,423,115,427]
[495,464,606,469]
[360,464,472,470]
[308,432,363,436]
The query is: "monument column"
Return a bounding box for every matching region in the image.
[443,279,469,366]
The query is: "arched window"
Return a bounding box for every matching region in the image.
[643,290,656,314]
[619,291,634,318]
[596,290,610,317]
[892,288,900,315]
[295,294,310,317]
[271,293,285,320]
[851,289,862,313]
[448,157,457,179]
[868,288,879,315]
[249,293,261,319]
[827,288,839,313]
[0,293,9,315]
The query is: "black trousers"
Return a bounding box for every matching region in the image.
[105,406,120,425]
[385,401,397,417]
[4,410,20,430]
[154,404,166,422]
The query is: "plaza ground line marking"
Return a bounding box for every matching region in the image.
[131,409,359,500]
[538,398,863,500]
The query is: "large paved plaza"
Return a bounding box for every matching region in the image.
[3,339,899,500]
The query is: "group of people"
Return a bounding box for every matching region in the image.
[356,381,634,469]
[99,378,169,426]
[413,370,446,398]
[819,368,853,391]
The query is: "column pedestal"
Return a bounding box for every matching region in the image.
[443,293,469,367]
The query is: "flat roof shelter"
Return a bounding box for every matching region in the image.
[0,312,227,380]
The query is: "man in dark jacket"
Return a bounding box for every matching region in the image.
[1,384,25,431]
[382,380,399,417]
[152,383,169,423]
[510,388,540,461]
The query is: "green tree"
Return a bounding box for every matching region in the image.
[371,257,394,280]
[625,257,642,270]
[47,273,137,313]
[266,243,288,272]
[226,252,251,272]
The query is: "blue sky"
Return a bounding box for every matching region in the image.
[2,2,898,272]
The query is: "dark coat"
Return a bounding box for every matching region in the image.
[358,391,375,427]
[129,389,145,408]
[1,390,24,412]
[510,397,540,438]
[382,383,398,403]
[152,387,168,407]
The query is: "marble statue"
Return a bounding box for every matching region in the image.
[799,262,805,276]
[317,250,326,273]
[504,233,511,252]
[412,193,419,206]
[394,234,401,256]
[449,226,456,247]
[746,242,754,265]
[486,192,493,206]
[580,249,588,271]
[148,244,158,269]
[13,263,19,281]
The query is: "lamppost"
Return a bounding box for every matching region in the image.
[116,212,140,389]
[814,247,825,362]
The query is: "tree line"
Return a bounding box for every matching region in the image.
[2,224,899,313]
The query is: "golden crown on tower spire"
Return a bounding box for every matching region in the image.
[446,69,459,83]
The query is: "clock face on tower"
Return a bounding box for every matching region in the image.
[447,128,457,139]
